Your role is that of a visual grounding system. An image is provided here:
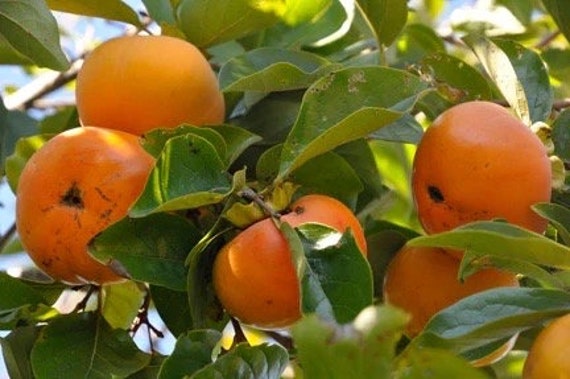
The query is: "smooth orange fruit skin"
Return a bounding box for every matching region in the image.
[16,126,155,285]
[213,194,367,329]
[76,35,225,135]
[523,313,570,378]
[383,244,519,338]
[412,101,551,235]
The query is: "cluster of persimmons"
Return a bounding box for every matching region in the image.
[13,33,567,377]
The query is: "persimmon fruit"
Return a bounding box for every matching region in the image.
[76,35,225,136]
[382,244,519,338]
[523,313,570,378]
[213,194,367,329]
[412,101,551,236]
[16,126,155,285]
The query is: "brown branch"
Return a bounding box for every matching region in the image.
[535,30,562,50]
[0,223,16,253]
[553,98,570,112]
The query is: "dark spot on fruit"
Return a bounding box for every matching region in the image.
[428,185,444,203]
[95,187,111,202]
[265,299,274,305]
[60,182,84,209]
[293,205,305,215]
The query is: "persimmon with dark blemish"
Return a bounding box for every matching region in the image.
[412,101,551,238]
[16,127,155,285]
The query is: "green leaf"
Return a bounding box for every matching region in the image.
[191,343,289,379]
[296,224,374,323]
[150,285,193,337]
[542,0,570,44]
[463,35,553,124]
[395,23,446,66]
[101,281,146,330]
[0,33,32,65]
[0,326,41,379]
[38,105,78,134]
[89,213,201,291]
[277,67,428,179]
[219,47,340,92]
[142,126,227,161]
[414,287,570,357]
[356,0,408,47]
[0,0,69,70]
[368,112,424,144]
[45,0,142,26]
[257,146,363,208]
[292,305,409,379]
[0,99,39,179]
[141,0,176,24]
[491,38,553,123]
[394,348,490,379]
[552,108,570,160]
[533,202,570,246]
[261,0,347,48]
[31,313,151,379]
[408,221,570,270]
[5,133,50,192]
[421,52,493,102]
[208,125,262,166]
[176,0,279,48]
[0,273,46,311]
[158,330,221,378]
[130,133,232,217]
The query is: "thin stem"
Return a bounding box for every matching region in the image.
[535,30,562,50]
[72,285,99,312]
[238,187,281,219]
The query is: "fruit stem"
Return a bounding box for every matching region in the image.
[131,288,165,346]
[0,223,16,253]
[72,285,99,312]
[238,187,281,219]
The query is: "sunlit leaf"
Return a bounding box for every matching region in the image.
[0,325,40,379]
[100,281,146,330]
[292,305,408,378]
[542,0,570,43]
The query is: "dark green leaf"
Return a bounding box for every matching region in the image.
[176,0,278,48]
[0,0,69,70]
[277,67,428,179]
[219,47,340,92]
[368,112,424,144]
[492,38,553,123]
[533,202,570,245]
[414,287,570,358]
[0,325,41,379]
[130,133,232,217]
[128,354,167,379]
[46,0,142,26]
[141,0,175,24]
[158,330,221,378]
[295,223,374,323]
[208,125,262,166]
[292,305,408,379]
[38,106,79,134]
[0,33,32,65]
[90,213,201,291]
[0,273,46,311]
[150,285,193,337]
[0,99,39,179]
[31,313,151,379]
[552,108,570,160]
[395,23,446,66]
[191,343,288,379]
[408,221,570,270]
[542,0,570,44]
[356,0,408,46]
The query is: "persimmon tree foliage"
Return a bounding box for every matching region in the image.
[1,0,570,378]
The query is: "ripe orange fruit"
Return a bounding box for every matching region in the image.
[213,194,367,329]
[76,35,225,136]
[383,244,519,338]
[523,313,570,378]
[412,101,551,235]
[16,127,155,285]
